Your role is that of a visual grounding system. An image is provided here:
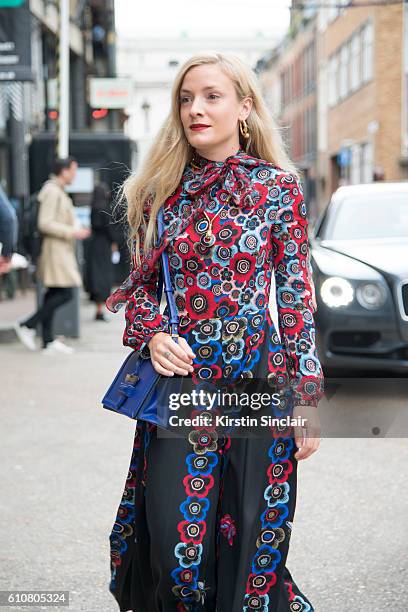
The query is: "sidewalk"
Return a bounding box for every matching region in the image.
[0,292,131,611]
[0,289,37,342]
[0,288,122,350]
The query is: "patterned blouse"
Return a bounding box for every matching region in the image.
[106,147,324,407]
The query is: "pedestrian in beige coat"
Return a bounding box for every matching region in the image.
[15,156,90,354]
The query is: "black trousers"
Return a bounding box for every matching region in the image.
[23,286,74,347]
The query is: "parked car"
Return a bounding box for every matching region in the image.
[310,182,408,374]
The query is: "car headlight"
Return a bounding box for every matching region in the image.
[320,277,354,308]
[356,282,387,310]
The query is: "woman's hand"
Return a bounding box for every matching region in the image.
[293,404,321,460]
[148,332,196,376]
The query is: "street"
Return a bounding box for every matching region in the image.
[0,293,407,611]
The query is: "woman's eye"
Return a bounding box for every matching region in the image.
[180,97,189,104]
[208,94,219,100]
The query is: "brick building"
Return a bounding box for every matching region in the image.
[317,2,406,205]
[257,8,319,221]
[258,1,407,217]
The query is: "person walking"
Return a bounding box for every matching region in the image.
[106,52,325,611]
[86,182,118,321]
[15,156,90,353]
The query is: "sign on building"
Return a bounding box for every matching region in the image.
[0,3,33,81]
[88,77,133,109]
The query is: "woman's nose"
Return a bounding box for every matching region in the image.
[190,97,204,117]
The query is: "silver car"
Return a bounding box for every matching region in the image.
[311,182,408,374]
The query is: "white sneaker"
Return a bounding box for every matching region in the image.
[14,323,38,351]
[42,339,75,355]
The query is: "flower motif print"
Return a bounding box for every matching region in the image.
[290,597,312,611]
[183,474,215,498]
[106,148,324,407]
[252,545,281,574]
[243,594,271,612]
[177,519,207,544]
[264,482,290,508]
[261,505,290,529]
[246,572,277,596]
[187,429,218,454]
[186,452,218,476]
[269,438,294,462]
[256,527,286,549]
[180,496,210,522]
[267,460,293,485]
[219,513,237,546]
[174,543,203,568]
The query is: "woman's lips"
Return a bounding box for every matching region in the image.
[190,125,210,131]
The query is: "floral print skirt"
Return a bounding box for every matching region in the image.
[108,415,314,611]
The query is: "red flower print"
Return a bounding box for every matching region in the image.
[178,520,207,544]
[183,474,215,498]
[219,513,237,546]
[267,460,293,485]
[187,289,217,319]
[279,308,304,336]
[246,571,277,595]
[230,252,257,282]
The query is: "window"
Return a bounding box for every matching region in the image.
[349,142,374,184]
[361,22,374,83]
[327,19,373,108]
[328,53,339,107]
[303,42,316,95]
[304,105,316,158]
[339,44,349,99]
[350,33,361,91]
[361,142,373,183]
[330,193,408,240]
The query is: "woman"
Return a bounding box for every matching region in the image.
[87,182,118,321]
[106,52,324,611]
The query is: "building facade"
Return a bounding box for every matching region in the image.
[258,9,319,221]
[258,1,407,218]
[317,2,406,205]
[0,0,119,200]
[117,32,281,166]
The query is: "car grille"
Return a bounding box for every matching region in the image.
[400,281,408,320]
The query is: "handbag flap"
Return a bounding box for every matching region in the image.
[102,350,160,413]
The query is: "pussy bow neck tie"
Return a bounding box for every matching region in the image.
[183,147,255,205]
[106,148,268,312]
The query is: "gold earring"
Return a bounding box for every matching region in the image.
[239,118,250,140]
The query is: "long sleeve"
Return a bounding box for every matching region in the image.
[269,172,324,408]
[38,187,75,241]
[108,209,170,354]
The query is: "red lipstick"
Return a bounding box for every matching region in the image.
[190,124,210,131]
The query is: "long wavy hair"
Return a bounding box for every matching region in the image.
[119,51,299,267]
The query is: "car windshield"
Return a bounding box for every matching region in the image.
[328,192,408,239]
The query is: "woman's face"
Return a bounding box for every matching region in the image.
[179,63,252,157]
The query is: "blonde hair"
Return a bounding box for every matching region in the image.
[118,51,299,267]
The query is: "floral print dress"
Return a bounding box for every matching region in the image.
[106,147,324,611]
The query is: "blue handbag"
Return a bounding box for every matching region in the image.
[101,205,183,430]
